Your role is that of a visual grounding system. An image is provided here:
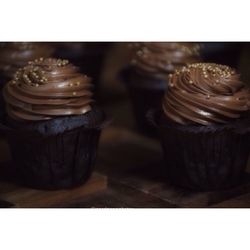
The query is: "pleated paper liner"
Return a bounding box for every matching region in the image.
[147,109,250,191]
[0,108,111,190]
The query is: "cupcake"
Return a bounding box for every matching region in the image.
[122,42,201,135]
[0,42,54,81]
[0,42,54,117]
[150,63,250,191]
[0,58,109,190]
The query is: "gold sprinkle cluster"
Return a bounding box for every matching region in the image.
[168,63,243,102]
[69,81,81,87]
[10,58,75,89]
[174,63,235,78]
[11,63,49,87]
[56,59,69,67]
[28,58,69,67]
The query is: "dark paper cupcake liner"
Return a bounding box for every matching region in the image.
[121,67,167,136]
[148,110,250,191]
[0,114,110,190]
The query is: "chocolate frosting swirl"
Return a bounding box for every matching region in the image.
[162,63,250,125]
[130,42,200,79]
[0,42,54,79]
[3,58,93,121]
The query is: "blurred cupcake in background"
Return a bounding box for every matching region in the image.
[150,63,250,191]
[121,42,201,136]
[53,42,112,89]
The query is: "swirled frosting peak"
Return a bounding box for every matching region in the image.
[0,42,54,79]
[130,42,201,79]
[162,63,250,125]
[3,58,94,121]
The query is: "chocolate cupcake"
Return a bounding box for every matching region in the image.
[0,58,109,190]
[0,42,54,117]
[150,63,250,191]
[122,42,201,136]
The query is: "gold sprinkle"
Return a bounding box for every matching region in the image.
[69,83,73,87]
[76,82,80,86]
[62,60,69,65]
[72,92,77,96]
[189,80,193,84]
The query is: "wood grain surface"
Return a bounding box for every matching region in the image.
[0,172,107,208]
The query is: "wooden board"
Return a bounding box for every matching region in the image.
[0,172,107,208]
[59,181,176,208]
[211,193,250,208]
[97,127,250,208]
